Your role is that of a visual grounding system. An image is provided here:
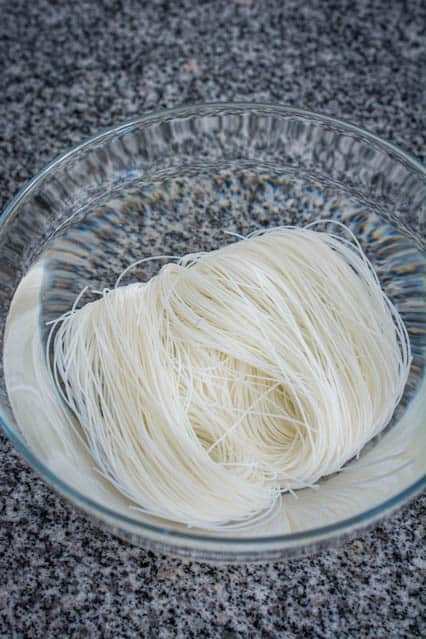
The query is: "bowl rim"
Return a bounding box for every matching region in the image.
[1,101,425,553]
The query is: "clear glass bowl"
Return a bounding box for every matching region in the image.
[1,103,425,562]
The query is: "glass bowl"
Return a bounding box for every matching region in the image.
[1,103,425,562]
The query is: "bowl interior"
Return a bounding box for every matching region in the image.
[1,105,425,559]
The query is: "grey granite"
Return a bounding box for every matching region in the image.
[0,0,425,637]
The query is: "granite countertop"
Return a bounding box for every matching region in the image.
[0,1,425,637]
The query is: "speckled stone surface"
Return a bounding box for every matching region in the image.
[0,0,425,637]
